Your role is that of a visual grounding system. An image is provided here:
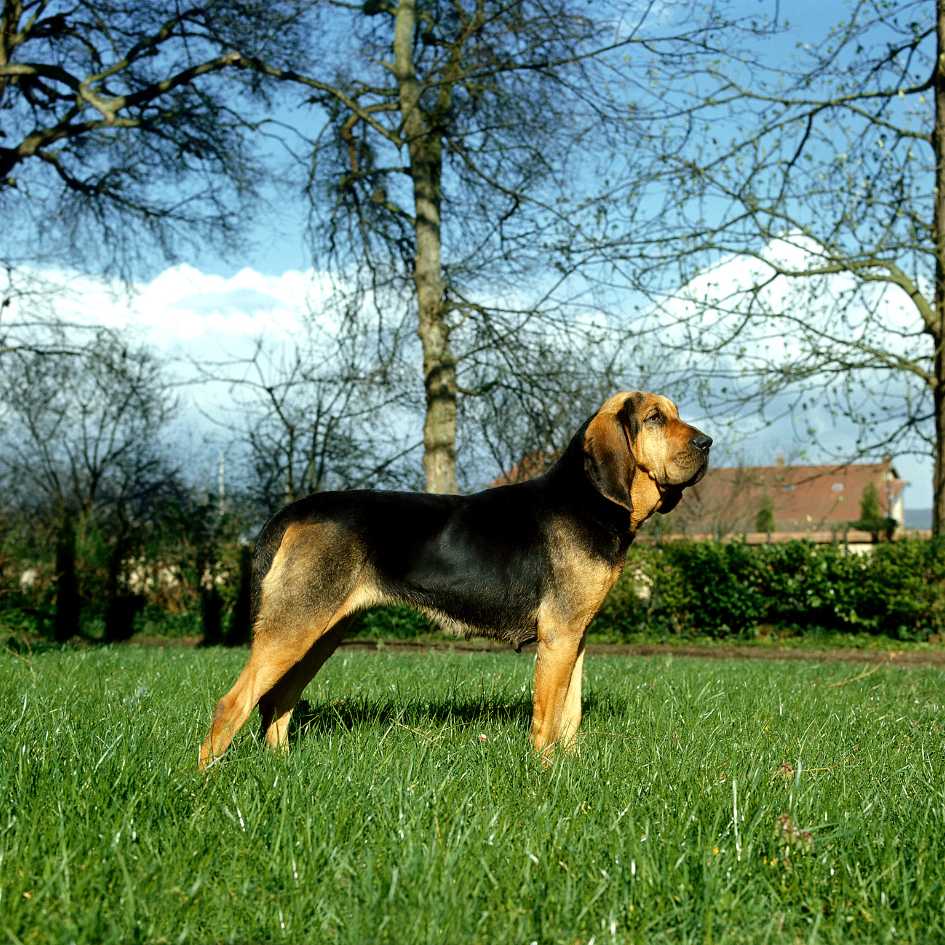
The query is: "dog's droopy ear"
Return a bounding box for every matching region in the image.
[583,394,643,511]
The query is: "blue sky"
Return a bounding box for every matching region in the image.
[194,0,852,281]
[5,0,936,511]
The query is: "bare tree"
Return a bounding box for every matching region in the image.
[0,0,301,275]
[238,0,757,493]
[202,318,421,512]
[615,1,945,533]
[0,330,180,638]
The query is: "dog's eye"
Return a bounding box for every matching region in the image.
[645,411,663,425]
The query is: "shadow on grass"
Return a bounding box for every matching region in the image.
[289,693,620,740]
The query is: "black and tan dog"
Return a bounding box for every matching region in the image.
[199,392,711,767]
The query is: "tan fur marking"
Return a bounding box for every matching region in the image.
[258,523,302,598]
[541,516,622,633]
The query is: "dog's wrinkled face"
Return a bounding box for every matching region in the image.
[583,391,711,526]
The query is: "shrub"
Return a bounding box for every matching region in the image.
[590,539,945,641]
[348,606,438,639]
[5,534,944,645]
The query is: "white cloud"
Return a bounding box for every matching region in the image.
[665,233,925,360]
[8,263,340,359]
[653,235,935,509]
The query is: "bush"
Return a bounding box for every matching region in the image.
[5,533,945,646]
[348,605,438,639]
[591,539,945,641]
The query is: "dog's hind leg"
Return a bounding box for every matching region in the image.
[198,522,374,769]
[198,634,297,769]
[199,604,358,768]
[257,617,352,751]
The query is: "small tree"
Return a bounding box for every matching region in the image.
[53,515,79,642]
[852,481,896,542]
[226,543,254,648]
[755,496,775,537]
[859,483,883,527]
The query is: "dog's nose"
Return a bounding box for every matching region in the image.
[691,433,712,451]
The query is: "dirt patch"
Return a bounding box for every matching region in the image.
[336,638,945,667]
[590,642,945,666]
[12,632,945,668]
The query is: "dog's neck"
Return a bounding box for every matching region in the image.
[542,427,634,549]
[542,423,670,543]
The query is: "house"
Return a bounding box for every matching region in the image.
[490,449,559,487]
[492,448,911,545]
[665,457,908,544]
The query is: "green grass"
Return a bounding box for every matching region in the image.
[2,646,944,944]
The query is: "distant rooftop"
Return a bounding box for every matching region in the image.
[669,459,906,537]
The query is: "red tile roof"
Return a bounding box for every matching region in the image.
[671,460,906,535]
[491,449,560,487]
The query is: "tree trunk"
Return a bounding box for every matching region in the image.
[201,582,224,646]
[934,377,945,537]
[103,534,142,643]
[933,0,945,536]
[104,537,129,642]
[198,547,224,646]
[226,543,253,647]
[394,0,458,494]
[53,513,80,642]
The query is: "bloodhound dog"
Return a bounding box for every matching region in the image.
[199,392,711,767]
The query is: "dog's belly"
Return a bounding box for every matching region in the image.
[379,574,541,650]
[363,497,547,649]
[419,603,539,650]
[423,587,540,649]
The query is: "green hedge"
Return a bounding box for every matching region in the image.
[596,539,945,641]
[6,539,945,645]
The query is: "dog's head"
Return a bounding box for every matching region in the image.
[582,391,711,527]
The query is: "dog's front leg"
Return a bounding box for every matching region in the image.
[559,638,586,749]
[530,630,585,757]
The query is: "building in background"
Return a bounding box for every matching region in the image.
[665,457,910,546]
[492,449,919,547]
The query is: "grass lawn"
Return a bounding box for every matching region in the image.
[1,645,944,944]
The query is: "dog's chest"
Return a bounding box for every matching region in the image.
[541,517,623,629]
